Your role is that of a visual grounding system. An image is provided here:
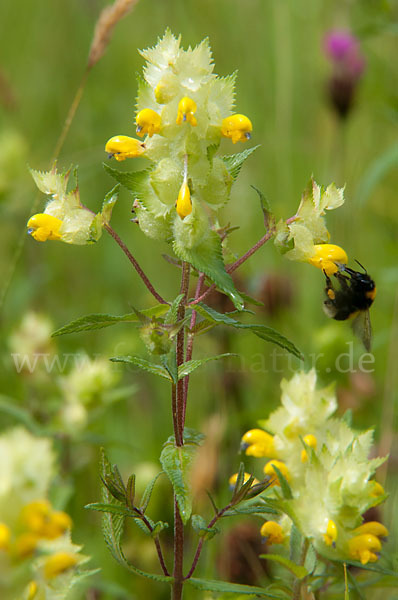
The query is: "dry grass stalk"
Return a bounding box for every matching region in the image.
[88,0,139,69]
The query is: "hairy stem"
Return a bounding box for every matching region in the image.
[104,224,168,305]
[182,272,205,426]
[184,501,233,580]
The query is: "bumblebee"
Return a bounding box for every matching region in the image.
[323,263,376,351]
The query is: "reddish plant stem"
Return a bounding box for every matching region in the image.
[171,261,190,600]
[189,229,275,306]
[104,223,168,305]
[182,272,205,426]
[139,513,170,577]
[184,502,233,580]
[172,499,185,599]
[175,261,190,446]
[171,383,180,446]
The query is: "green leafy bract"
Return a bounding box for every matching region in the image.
[109,355,171,380]
[173,231,244,310]
[222,145,260,181]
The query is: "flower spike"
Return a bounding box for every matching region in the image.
[176,97,197,126]
[136,108,161,137]
[27,214,63,242]
[105,135,146,161]
[221,114,252,143]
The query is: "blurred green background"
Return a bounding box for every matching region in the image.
[0,0,397,597]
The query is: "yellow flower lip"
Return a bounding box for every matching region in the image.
[301,434,317,462]
[136,108,161,138]
[221,114,253,143]
[240,428,276,458]
[176,97,197,127]
[308,244,348,276]
[323,519,338,546]
[263,460,290,487]
[353,521,388,539]
[260,520,284,544]
[348,533,382,565]
[105,135,146,161]
[27,213,63,242]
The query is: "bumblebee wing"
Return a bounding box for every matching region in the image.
[351,310,372,352]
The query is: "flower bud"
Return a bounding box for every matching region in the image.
[44,551,78,579]
[105,135,146,161]
[221,114,252,143]
[308,244,348,276]
[136,108,161,137]
[26,581,38,600]
[260,521,284,544]
[176,97,197,127]
[176,180,192,219]
[27,213,62,242]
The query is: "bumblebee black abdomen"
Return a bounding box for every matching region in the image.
[323,267,376,322]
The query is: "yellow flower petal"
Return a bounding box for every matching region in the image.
[308,244,348,276]
[176,97,197,127]
[136,108,161,137]
[221,114,252,143]
[44,551,78,579]
[260,520,284,544]
[105,135,146,161]
[27,214,63,242]
[176,181,192,219]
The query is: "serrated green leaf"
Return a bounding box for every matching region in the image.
[186,577,282,597]
[272,464,293,500]
[178,353,236,379]
[222,145,260,181]
[140,472,163,513]
[109,355,171,380]
[160,441,199,524]
[191,514,219,540]
[99,452,171,582]
[52,305,169,336]
[173,231,244,310]
[160,350,178,383]
[103,163,152,197]
[183,428,206,445]
[85,503,132,518]
[251,184,273,229]
[102,184,120,223]
[151,520,169,538]
[259,554,308,579]
[194,303,302,359]
[289,524,302,564]
[164,293,184,325]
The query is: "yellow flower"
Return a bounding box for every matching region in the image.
[27,214,63,242]
[44,551,78,579]
[176,180,192,219]
[136,108,161,137]
[105,135,146,161]
[221,114,252,143]
[370,481,385,497]
[228,472,259,490]
[241,429,276,458]
[323,519,338,546]
[176,97,197,126]
[0,522,11,551]
[260,521,284,544]
[21,500,51,533]
[348,533,381,564]
[26,581,38,600]
[263,460,290,487]
[301,433,317,463]
[14,532,39,558]
[41,510,73,539]
[353,521,388,539]
[307,244,348,276]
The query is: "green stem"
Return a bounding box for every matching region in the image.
[292,538,309,600]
